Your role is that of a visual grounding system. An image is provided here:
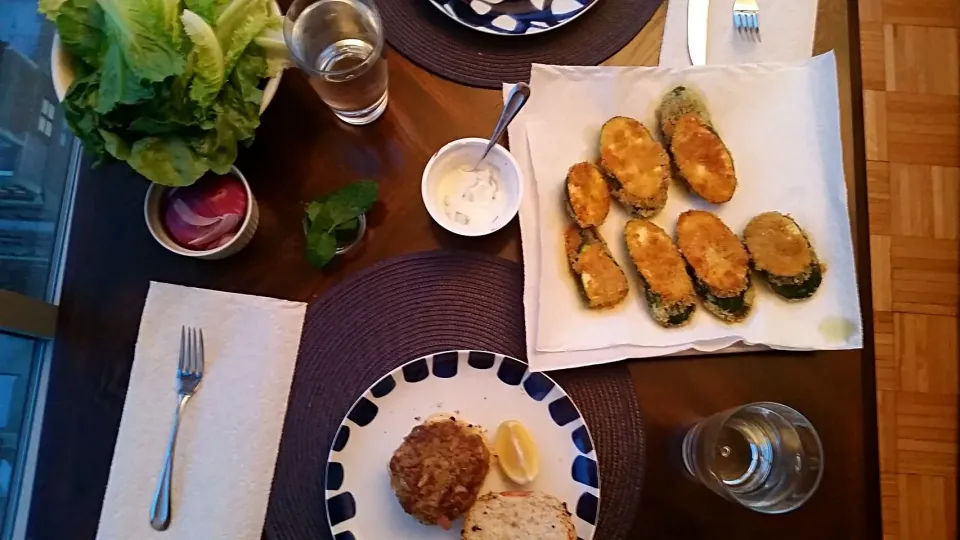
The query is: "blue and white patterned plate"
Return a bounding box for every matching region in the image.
[428,0,601,36]
[326,350,600,539]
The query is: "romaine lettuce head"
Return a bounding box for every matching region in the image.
[44,0,289,186]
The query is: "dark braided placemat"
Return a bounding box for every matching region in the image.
[380,0,664,89]
[264,250,644,539]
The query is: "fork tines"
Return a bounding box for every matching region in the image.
[179,326,205,377]
[733,5,760,42]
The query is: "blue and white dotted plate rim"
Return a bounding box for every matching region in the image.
[427,0,602,36]
[325,350,601,539]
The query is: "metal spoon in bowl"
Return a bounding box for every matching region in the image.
[467,82,531,172]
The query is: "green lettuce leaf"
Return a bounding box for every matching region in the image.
[99,128,131,159]
[192,51,263,173]
[47,0,281,186]
[53,0,105,67]
[253,26,290,78]
[181,9,225,107]
[156,0,184,51]
[192,115,240,174]
[184,0,231,23]
[96,42,156,112]
[62,71,109,160]
[97,0,185,82]
[39,0,67,19]
[215,0,270,75]
[228,46,266,106]
[128,137,210,186]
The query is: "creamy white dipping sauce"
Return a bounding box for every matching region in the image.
[437,163,506,231]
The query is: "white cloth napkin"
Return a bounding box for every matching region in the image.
[506,54,863,372]
[659,0,819,67]
[96,282,306,540]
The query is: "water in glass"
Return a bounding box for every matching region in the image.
[682,402,823,514]
[285,0,388,125]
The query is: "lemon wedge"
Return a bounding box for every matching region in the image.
[494,420,540,485]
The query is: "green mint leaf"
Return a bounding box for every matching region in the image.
[305,222,337,268]
[305,200,331,228]
[304,181,377,230]
[303,181,377,268]
[338,180,379,210]
[334,217,359,232]
[305,201,320,224]
[322,180,379,227]
[333,217,360,246]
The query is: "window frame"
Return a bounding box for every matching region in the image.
[0,140,81,540]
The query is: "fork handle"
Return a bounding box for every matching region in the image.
[150,395,190,531]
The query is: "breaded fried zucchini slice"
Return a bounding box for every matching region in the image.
[670,114,737,204]
[624,219,697,327]
[599,117,670,217]
[565,162,610,227]
[564,225,629,309]
[564,223,584,267]
[656,86,712,145]
[744,212,824,300]
[676,210,754,323]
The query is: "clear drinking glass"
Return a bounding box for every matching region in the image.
[284,0,388,125]
[681,402,824,514]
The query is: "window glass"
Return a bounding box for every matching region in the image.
[0,6,77,300]
[0,333,43,538]
[0,4,79,539]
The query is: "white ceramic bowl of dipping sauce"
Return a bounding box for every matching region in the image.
[144,166,260,260]
[421,137,523,237]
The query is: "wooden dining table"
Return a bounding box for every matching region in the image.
[27,0,879,538]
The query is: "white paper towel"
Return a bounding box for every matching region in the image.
[507,54,863,371]
[659,0,819,67]
[96,282,306,540]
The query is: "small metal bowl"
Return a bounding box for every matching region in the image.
[302,213,368,256]
[144,166,260,260]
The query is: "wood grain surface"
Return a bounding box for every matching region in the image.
[860,0,960,536]
[26,1,880,539]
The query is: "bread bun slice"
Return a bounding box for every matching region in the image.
[462,491,576,540]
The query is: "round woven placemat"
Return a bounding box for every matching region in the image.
[380,0,663,89]
[264,250,644,540]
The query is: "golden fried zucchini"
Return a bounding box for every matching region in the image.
[564,223,584,267]
[676,210,754,323]
[624,219,697,327]
[670,114,738,204]
[564,225,629,309]
[565,162,610,227]
[599,117,670,217]
[656,86,712,145]
[743,212,824,300]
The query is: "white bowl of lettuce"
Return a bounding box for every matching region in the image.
[42,0,289,187]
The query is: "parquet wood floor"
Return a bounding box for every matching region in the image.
[859,0,959,536]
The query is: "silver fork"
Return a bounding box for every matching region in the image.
[733,0,760,41]
[150,327,204,531]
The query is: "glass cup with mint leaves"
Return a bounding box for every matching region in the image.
[304,180,378,268]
